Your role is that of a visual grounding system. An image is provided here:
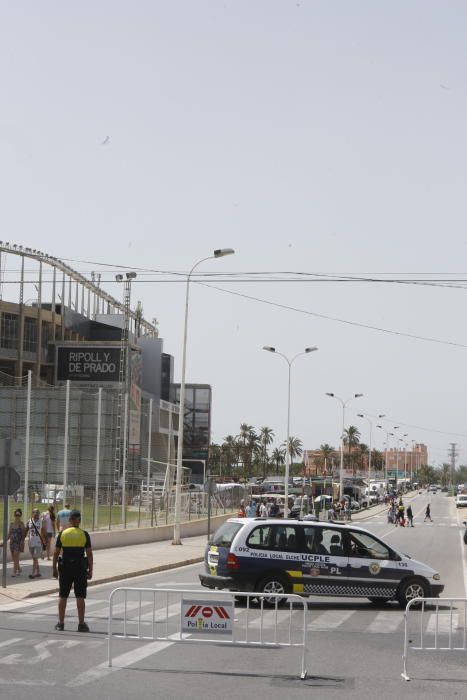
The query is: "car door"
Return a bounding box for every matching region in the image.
[343,529,407,599]
[297,526,349,596]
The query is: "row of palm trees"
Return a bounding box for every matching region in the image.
[208,423,303,477]
[209,423,386,478]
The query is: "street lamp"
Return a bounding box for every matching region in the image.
[376,424,391,483]
[173,248,235,545]
[325,393,363,500]
[263,346,318,515]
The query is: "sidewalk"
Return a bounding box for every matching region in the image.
[0,534,207,605]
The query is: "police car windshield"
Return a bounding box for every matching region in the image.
[210,521,243,548]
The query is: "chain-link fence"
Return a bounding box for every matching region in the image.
[0,371,242,531]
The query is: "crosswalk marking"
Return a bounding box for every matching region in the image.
[425,613,459,636]
[366,611,403,634]
[308,610,355,631]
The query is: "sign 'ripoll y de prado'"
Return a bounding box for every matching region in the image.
[56,345,122,382]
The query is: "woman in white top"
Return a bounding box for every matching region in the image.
[41,505,56,560]
[26,509,46,578]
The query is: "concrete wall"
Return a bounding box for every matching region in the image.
[90,513,231,551]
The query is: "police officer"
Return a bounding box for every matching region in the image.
[52,509,93,632]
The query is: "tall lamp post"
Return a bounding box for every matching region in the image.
[376,425,392,484]
[173,248,235,545]
[263,346,318,514]
[325,393,363,500]
[357,413,385,503]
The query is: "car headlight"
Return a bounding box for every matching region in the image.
[433,573,440,581]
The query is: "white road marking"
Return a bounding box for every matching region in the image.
[425,613,459,636]
[0,639,81,665]
[0,638,22,649]
[308,610,355,631]
[67,635,178,687]
[0,678,55,686]
[366,611,403,634]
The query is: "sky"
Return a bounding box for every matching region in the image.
[2,1,467,467]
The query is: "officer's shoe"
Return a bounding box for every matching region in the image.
[78,622,90,632]
[54,622,64,631]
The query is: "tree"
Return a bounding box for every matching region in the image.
[358,443,368,475]
[282,436,303,464]
[319,444,334,476]
[271,447,285,475]
[259,426,275,477]
[343,426,361,476]
[440,463,451,488]
[237,424,259,474]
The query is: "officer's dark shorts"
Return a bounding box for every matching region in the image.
[58,560,88,599]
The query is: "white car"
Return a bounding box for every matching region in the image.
[456,494,467,508]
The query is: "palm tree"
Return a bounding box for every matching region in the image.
[259,427,275,477]
[319,443,335,475]
[238,423,254,473]
[271,447,285,476]
[343,426,361,476]
[222,435,238,472]
[358,443,368,475]
[282,436,303,471]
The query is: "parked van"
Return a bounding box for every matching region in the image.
[199,518,443,608]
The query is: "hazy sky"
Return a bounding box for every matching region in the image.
[2,1,467,467]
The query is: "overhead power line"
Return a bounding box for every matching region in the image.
[198,282,467,350]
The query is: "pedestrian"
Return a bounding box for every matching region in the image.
[41,505,56,560]
[26,508,46,578]
[327,504,335,521]
[406,505,414,527]
[57,503,72,531]
[259,500,268,518]
[246,500,256,518]
[52,509,93,632]
[237,500,246,517]
[424,504,433,522]
[6,508,26,576]
[398,500,405,527]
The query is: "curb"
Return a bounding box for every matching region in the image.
[20,556,205,600]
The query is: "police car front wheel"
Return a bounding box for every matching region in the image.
[256,574,290,607]
[396,577,429,608]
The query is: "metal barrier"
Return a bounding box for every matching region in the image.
[108,587,309,679]
[402,597,467,681]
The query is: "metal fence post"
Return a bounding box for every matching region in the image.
[63,380,70,506]
[94,388,102,530]
[23,370,32,517]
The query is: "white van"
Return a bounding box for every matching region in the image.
[200,518,443,608]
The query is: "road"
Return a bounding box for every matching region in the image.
[0,492,466,699]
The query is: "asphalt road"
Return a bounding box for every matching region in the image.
[0,492,466,699]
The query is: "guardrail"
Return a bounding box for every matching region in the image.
[402,597,467,681]
[108,587,309,679]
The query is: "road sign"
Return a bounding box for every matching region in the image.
[0,467,21,495]
[182,598,233,636]
[0,438,23,468]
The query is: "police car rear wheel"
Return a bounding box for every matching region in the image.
[256,575,289,607]
[397,578,428,608]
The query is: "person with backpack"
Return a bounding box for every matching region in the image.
[406,504,414,527]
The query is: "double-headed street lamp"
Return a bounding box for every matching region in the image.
[325,393,363,500]
[173,248,235,545]
[357,413,385,499]
[263,346,318,513]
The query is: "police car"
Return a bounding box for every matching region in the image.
[199,518,444,608]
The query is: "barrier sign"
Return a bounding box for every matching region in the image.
[181,598,233,636]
